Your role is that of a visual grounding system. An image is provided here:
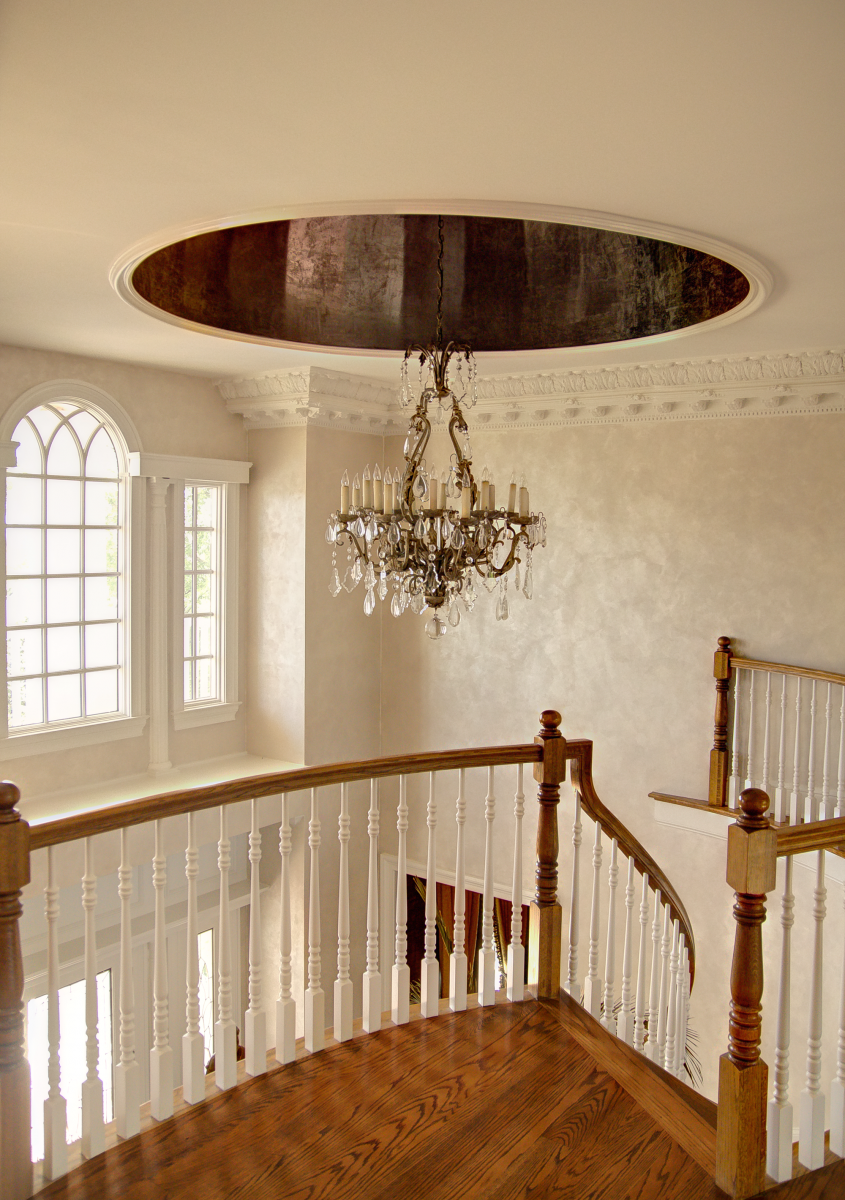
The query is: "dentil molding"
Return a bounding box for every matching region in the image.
[218,349,845,435]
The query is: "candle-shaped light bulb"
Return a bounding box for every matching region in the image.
[461,468,472,518]
[480,465,490,511]
[429,468,438,509]
[489,481,496,511]
[352,472,362,509]
[384,467,394,515]
[362,464,373,509]
[507,470,518,513]
[340,469,350,515]
[439,468,449,510]
[373,463,383,513]
[518,473,529,518]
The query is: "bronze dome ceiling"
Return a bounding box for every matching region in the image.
[130,213,750,354]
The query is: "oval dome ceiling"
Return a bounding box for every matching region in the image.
[128,213,751,354]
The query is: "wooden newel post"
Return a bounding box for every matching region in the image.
[709,635,733,808]
[528,710,566,999]
[0,781,32,1200]
[715,788,777,1199]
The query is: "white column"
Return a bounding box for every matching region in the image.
[729,668,742,807]
[304,788,324,1053]
[616,857,636,1045]
[645,890,662,1061]
[182,811,205,1102]
[565,790,582,998]
[830,875,845,1156]
[449,769,468,1012]
[478,767,497,1006]
[768,856,795,1182]
[664,918,679,1075]
[799,850,827,1169]
[115,829,140,1140]
[583,821,602,1018]
[245,798,267,1073]
[80,837,104,1159]
[775,675,789,823]
[334,784,353,1042]
[420,773,440,1017]
[150,819,173,1119]
[744,670,757,792]
[363,779,384,1030]
[507,764,525,1003]
[214,806,237,1089]
[791,677,803,824]
[43,846,67,1180]
[633,873,650,1054]
[147,477,172,773]
[392,776,410,1025]
[601,839,618,1034]
[276,794,296,1063]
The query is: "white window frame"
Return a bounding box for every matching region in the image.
[0,381,147,759]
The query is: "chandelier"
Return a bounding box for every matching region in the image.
[326,216,546,639]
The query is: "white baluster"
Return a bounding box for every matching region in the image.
[822,682,834,819]
[761,672,772,797]
[43,845,67,1178]
[729,667,742,807]
[507,764,525,1003]
[830,876,845,1157]
[392,776,410,1025]
[421,773,439,1017]
[656,904,671,1068]
[334,784,353,1042]
[836,686,845,819]
[673,933,686,1079]
[791,677,804,824]
[768,856,795,1182]
[276,794,296,1062]
[665,918,679,1075]
[645,889,662,1061]
[583,821,602,1018]
[633,874,649,1054]
[450,768,468,1013]
[744,670,757,791]
[115,829,139,1140]
[80,837,104,1159]
[215,806,237,1089]
[680,942,691,1078]
[807,679,819,822]
[616,857,636,1045]
[478,767,497,1006]
[245,798,267,1072]
[565,790,582,999]
[150,819,173,1119]
[183,812,205,1101]
[799,850,827,1169]
[601,839,618,1034]
[363,780,383,1031]
[304,788,324,1053]
[775,675,789,823]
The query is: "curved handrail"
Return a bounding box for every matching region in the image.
[567,739,697,990]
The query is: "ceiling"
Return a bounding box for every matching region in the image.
[0,0,842,385]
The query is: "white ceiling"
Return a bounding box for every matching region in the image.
[0,0,842,384]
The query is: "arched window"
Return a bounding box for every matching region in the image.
[5,401,127,729]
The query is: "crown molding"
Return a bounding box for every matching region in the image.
[218,349,845,435]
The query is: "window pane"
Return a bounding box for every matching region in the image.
[7,628,42,678]
[184,574,193,615]
[46,424,82,476]
[28,406,61,444]
[47,673,82,720]
[6,476,42,525]
[85,481,118,526]
[8,677,44,728]
[9,419,43,474]
[85,428,118,478]
[7,578,43,626]
[184,488,193,526]
[84,576,117,620]
[47,576,81,624]
[184,530,194,571]
[195,615,213,657]
[184,616,193,658]
[85,669,118,716]
[195,573,212,613]
[6,528,42,575]
[47,626,81,673]
[196,531,212,571]
[69,410,99,446]
[46,528,81,574]
[195,487,215,527]
[84,622,117,668]
[197,929,214,1066]
[46,479,81,526]
[196,658,214,700]
[184,660,193,702]
[84,529,118,574]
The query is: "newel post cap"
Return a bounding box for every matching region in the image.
[533,710,566,786]
[726,788,777,895]
[0,782,30,892]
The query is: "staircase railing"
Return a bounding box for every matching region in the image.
[0,710,694,1200]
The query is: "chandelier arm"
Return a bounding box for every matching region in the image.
[481,529,527,580]
[401,400,433,519]
[447,404,477,508]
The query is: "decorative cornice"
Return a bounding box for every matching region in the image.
[218,349,845,435]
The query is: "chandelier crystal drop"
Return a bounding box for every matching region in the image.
[326,216,546,637]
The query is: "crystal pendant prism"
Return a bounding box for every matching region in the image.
[388,520,401,545]
[354,517,366,538]
[448,601,461,628]
[363,588,376,616]
[325,521,336,544]
[413,473,426,498]
[378,572,388,601]
[329,568,342,597]
[514,559,521,593]
[351,558,363,586]
[410,589,425,615]
[425,614,446,640]
[390,590,402,618]
[495,577,509,622]
[414,517,426,539]
[450,527,465,550]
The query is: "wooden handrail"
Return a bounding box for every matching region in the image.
[776,815,845,857]
[730,656,845,687]
[29,744,543,851]
[568,740,697,990]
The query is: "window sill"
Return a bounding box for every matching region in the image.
[0,714,148,760]
[172,702,240,731]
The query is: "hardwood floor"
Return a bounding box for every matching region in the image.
[34,999,845,1200]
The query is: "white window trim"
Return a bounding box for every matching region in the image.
[0,381,148,760]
